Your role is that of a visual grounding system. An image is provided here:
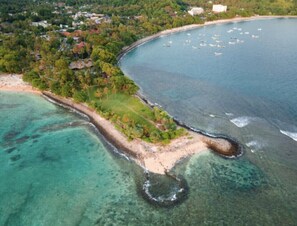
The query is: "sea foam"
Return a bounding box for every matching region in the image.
[230,117,252,128]
[225,112,234,117]
[280,130,297,142]
[246,140,263,153]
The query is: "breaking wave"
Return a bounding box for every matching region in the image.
[230,117,252,128]
[280,130,297,142]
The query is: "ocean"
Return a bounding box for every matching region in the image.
[119,18,297,225]
[1,18,297,225]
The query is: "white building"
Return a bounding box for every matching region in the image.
[212,4,227,13]
[188,7,204,16]
[32,20,51,28]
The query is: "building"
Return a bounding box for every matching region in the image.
[212,4,227,13]
[188,7,204,16]
[32,20,51,28]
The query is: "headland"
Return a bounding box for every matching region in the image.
[0,73,239,174]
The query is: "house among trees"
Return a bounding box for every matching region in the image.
[188,7,204,16]
[212,4,227,13]
[32,20,51,28]
[69,59,92,70]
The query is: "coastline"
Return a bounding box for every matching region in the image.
[0,73,237,175]
[0,74,41,94]
[117,15,297,61]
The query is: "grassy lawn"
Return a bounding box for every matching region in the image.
[88,88,158,130]
[86,87,184,143]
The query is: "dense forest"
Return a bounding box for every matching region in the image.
[1,0,296,143]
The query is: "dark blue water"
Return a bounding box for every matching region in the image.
[119,18,297,224]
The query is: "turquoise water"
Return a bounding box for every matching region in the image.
[1,92,273,226]
[1,18,297,226]
[119,18,297,224]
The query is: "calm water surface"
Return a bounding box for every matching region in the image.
[1,18,297,225]
[119,18,297,225]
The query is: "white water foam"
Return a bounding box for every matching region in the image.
[246,140,263,153]
[230,116,252,128]
[225,112,234,117]
[246,140,260,148]
[280,130,297,142]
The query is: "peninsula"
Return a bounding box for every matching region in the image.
[0,73,238,174]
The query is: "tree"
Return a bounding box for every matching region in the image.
[23,70,39,82]
[91,46,116,64]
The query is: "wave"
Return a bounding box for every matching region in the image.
[280,130,297,142]
[246,140,261,148]
[87,123,131,161]
[230,116,252,128]
[141,172,188,207]
[42,94,90,120]
[246,140,264,153]
[225,112,234,117]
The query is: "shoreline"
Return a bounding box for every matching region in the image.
[41,91,238,174]
[0,73,238,175]
[117,15,297,61]
[0,74,41,94]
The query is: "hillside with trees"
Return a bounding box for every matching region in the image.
[1,0,296,143]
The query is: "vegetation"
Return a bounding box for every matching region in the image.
[1,0,296,143]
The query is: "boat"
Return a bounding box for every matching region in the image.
[214,52,223,56]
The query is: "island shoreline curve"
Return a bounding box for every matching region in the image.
[6,16,294,174]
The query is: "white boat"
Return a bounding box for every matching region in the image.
[209,44,216,47]
[228,41,236,45]
[200,43,207,47]
[217,45,226,48]
[244,32,250,35]
[227,29,233,33]
[192,46,197,49]
[252,35,259,39]
[257,28,262,31]
[214,52,223,56]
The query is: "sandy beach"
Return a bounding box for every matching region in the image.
[4,16,277,174]
[43,91,238,174]
[0,73,237,174]
[0,74,41,94]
